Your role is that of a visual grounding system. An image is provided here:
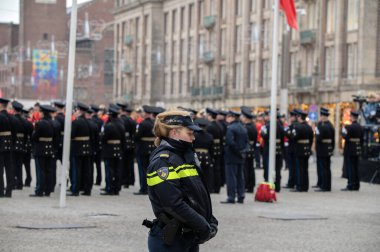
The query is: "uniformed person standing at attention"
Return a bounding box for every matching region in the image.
[291,110,314,192]
[206,108,223,193]
[30,105,57,197]
[101,106,125,195]
[144,110,218,251]
[117,102,137,188]
[0,98,15,197]
[134,105,156,195]
[260,111,285,192]
[11,101,27,190]
[53,101,65,163]
[240,106,258,193]
[22,108,34,187]
[341,111,363,191]
[68,103,92,196]
[283,109,299,189]
[90,104,104,185]
[193,118,215,192]
[314,107,335,192]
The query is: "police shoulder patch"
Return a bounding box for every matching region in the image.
[157,167,169,180]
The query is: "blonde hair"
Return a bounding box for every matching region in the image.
[153,110,191,146]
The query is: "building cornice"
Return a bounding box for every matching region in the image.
[113,0,163,16]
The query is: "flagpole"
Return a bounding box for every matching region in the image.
[268,0,280,186]
[59,0,78,208]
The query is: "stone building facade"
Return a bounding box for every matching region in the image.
[113,0,380,111]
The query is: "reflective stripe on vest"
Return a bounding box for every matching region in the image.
[147,164,199,186]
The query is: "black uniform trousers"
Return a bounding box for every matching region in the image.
[50,157,58,193]
[104,157,122,194]
[23,152,32,186]
[93,152,102,185]
[13,152,24,189]
[70,156,92,195]
[244,157,256,192]
[136,155,149,193]
[122,151,135,186]
[34,156,53,196]
[317,156,331,191]
[213,156,222,193]
[263,155,283,192]
[296,156,309,192]
[0,153,13,196]
[287,152,297,188]
[346,155,360,190]
[316,156,322,187]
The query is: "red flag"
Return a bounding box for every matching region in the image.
[280,0,298,30]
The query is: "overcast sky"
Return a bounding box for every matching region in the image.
[0,0,92,24]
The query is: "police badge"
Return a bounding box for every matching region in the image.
[157,167,169,180]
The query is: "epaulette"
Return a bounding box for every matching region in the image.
[159,152,170,159]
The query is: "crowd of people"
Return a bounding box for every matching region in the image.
[1,96,377,199]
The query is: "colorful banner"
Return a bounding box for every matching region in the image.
[32,49,58,98]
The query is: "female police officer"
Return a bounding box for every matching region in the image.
[145,110,218,251]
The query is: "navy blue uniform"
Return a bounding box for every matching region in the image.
[206,121,223,193]
[342,121,363,190]
[13,113,27,190]
[120,114,137,187]
[244,122,258,193]
[284,121,298,188]
[193,130,214,193]
[146,139,218,251]
[315,120,335,191]
[293,121,314,192]
[91,114,103,185]
[23,118,34,187]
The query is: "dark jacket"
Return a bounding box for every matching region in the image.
[101,117,125,159]
[284,121,298,154]
[206,121,223,157]
[120,114,137,152]
[193,130,214,171]
[71,115,91,157]
[135,118,155,156]
[244,122,258,159]
[261,120,284,156]
[0,110,16,153]
[147,139,217,239]
[342,121,363,157]
[316,120,335,157]
[293,121,314,157]
[32,117,55,157]
[13,114,27,153]
[224,120,249,164]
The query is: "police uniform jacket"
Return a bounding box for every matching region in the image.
[23,118,34,154]
[101,118,125,159]
[32,118,55,157]
[120,114,137,152]
[55,112,65,149]
[284,121,298,154]
[91,115,103,153]
[147,139,218,239]
[293,121,314,157]
[225,120,249,164]
[206,121,223,157]
[13,114,27,153]
[71,115,91,157]
[0,110,15,152]
[245,122,258,159]
[193,131,214,170]
[342,121,363,157]
[316,120,335,157]
[135,118,155,156]
[87,118,100,156]
[261,120,285,156]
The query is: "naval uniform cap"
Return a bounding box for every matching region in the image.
[90,104,100,113]
[108,106,119,115]
[76,102,89,112]
[40,104,57,113]
[53,101,65,108]
[153,106,166,115]
[116,102,128,109]
[194,118,210,127]
[12,100,24,112]
[320,107,330,116]
[217,110,229,116]
[142,105,155,114]
[0,97,10,104]
[227,110,241,117]
[240,106,254,119]
[350,110,359,117]
[163,114,202,131]
[206,107,218,116]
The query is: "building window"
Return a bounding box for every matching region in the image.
[263,19,270,49]
[172,10,177,33]
[235,25,242,53]
[220,0,226,20]
[220,65,226,86]
[262,59,270,88]
[199,34,205,56]
[326,0,336,34]
[264,0,272,9]
[307,2,317,29]
[144,15,149,36]
[347,0,359,31]
[180,7,185,30]
[189,37,194,61]
[164,72,169,95]
[199,0,205,26]
[135,17,140,40]
[104,49,114,85]
[181,39,186,64]
[210,0,216,15]
[188,70,193,91]
[249,61,255,89]
[235,0,242,16]
[347,43,357,79]
[164,12,169,34]
[250,22,259,50]
[209,32,215,48]
[233,63,241,90]
[171,71,176,94]
[172,41,177,64]
[324,47,335,81]
[250,0,256,13]
[189,4,194,28]
[207,67,214,86]
[164,42,170,66]
[220,29,226,57]
[290,52,298,84]
[180,70,186,94]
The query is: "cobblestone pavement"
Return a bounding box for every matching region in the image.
[1,156,379,252]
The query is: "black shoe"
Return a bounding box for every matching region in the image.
[133,191,148,195]
[100,188,107,191]
[94,182,101,186]
[67,193,79,196]
[311,185,320,189]
[44,193,50,197]
[314,189,329,192]
[340,188,352,191]
[81,192,91,196]
[290,189,302,192]
[283,185,294,189]
[29,194,43,197]
[100,192,114,196]
[220,200,235,204]
[123,185,129,189]
[237,199,244,204]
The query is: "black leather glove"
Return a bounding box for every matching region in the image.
[209,223,218,239]
[197,223,218,244]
